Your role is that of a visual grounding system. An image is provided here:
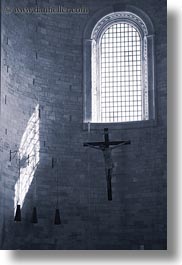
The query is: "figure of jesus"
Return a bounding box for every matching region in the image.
[83,128,130,200]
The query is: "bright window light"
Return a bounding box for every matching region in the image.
[14,104,40,212]
[100,22,142,122]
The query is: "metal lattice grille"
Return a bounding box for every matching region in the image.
[100,23,143,122]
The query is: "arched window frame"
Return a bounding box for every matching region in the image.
[83,5,155,130]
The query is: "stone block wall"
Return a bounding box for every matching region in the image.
[0,0,167,249]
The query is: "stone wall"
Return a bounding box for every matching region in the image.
[0,0,167,249]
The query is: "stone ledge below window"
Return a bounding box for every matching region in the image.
[82,119,157,131]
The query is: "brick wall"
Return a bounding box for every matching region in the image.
[0,0,167,249]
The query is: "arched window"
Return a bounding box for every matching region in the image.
[83,8,155,126]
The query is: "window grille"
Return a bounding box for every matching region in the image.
[83,10,155,125]
[100,22,142,122]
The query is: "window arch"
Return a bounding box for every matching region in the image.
[83,8,155,127]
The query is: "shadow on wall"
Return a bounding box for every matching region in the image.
[2,103,64,250]
[0,104,41,249]
[0,104,44,248]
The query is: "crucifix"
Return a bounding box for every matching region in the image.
[83,128,131,201]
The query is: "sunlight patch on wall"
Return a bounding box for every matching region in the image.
[14,105,40,211]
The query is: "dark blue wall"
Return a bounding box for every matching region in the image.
[0,0,167,250]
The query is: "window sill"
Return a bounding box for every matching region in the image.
[83,119,157,131]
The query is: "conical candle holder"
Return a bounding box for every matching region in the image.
[14,204,21,222]
[31,206,38,223]
[54,208,61,225]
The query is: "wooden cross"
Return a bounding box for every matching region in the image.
[83,128,131,200]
